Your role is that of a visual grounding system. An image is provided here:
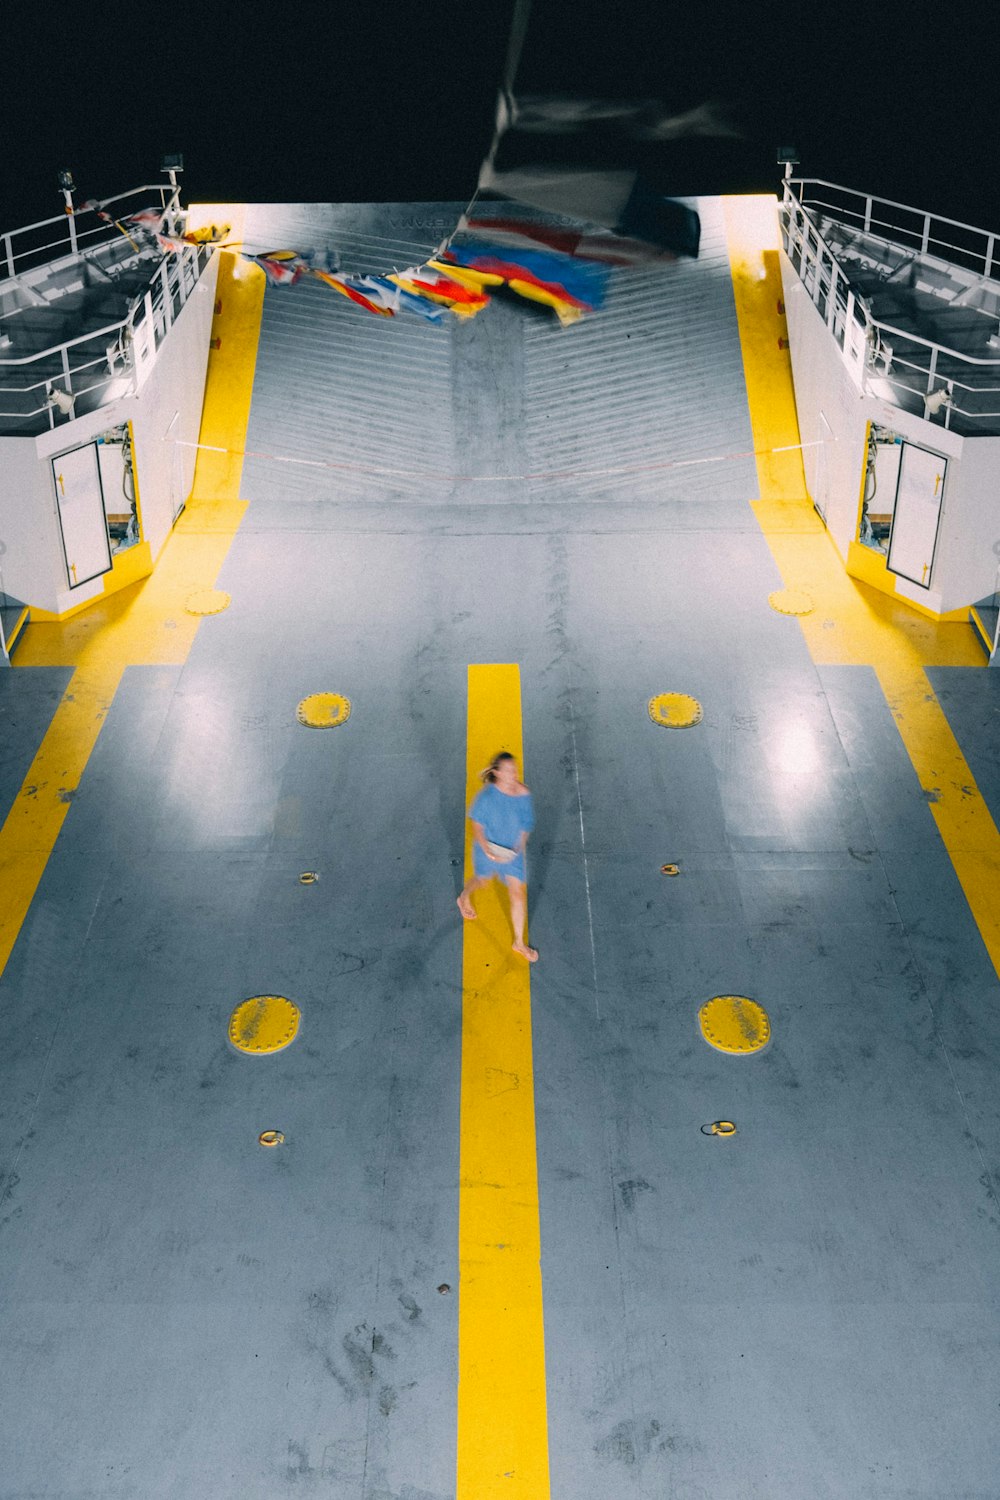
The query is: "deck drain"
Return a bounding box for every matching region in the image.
[297,693,351,728]
[768,587,814,616]
[185,588,231,615]
[648,692,702,728]
[698,995,770,1055]
[229,996,301,1055]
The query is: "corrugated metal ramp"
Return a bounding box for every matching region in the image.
[241,198,756,518]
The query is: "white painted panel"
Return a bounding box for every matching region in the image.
[97,439,128,519]
[888,444,946,587]
[51,443,111,587]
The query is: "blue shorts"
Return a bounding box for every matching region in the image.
[473,844,527,883]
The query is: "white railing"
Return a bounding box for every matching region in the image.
[780,178,1000,430]
[784,178,997,282]
[1,183,180,284]
[0,186,211,429]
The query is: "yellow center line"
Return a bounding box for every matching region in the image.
[458,664,550,1500]
[724,195,1000,980]
[0,229,265,979]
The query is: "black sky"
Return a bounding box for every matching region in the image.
[2,1,996,237]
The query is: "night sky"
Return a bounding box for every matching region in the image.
[2,0,995,238]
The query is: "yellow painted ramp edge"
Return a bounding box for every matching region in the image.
[723,194,1000,983]
[0,229,264,979]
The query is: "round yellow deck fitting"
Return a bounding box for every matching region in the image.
[229,995,300,1055]
[258,1130,285,1147]
[648,692,703,728]
[661,863,680,876]
[296,692,351,728]
[698,995,770,1055]
[299,871,319,885]
[768,587,814,616]
[184,588,231,616]
[701,1120,738,1137]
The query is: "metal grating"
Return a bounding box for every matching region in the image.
[240,198,756,511]
[520,198,754,505]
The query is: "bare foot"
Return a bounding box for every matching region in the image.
[512,942,538,963]
[457,895,477,920]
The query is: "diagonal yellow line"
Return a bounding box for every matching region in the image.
[457,664,550,1500]
[724,195,1000,981]
[0,233,265,980]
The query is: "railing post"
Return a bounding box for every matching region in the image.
[61,345,73,394]
[926,346,938,395]
[826,259,838,332]
[2,233,13,279]
[920,215,930,254]
[864,197,872,233]
[160,260,172,330]
[986,234,995,280]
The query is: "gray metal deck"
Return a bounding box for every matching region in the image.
[1,198,998,1498]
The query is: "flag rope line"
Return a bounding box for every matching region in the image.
[165,435,825,484]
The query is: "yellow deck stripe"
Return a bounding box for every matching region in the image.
[724,195,1000,980]
[0,231,264,978]
[457,664,550,1500]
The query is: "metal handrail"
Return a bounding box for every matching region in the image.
[0,238,210,427]
[1,184,178,282]
[865,316,1000,368]
[0,312,144,367]
[780,180,1000,430]
[786,176,998,279]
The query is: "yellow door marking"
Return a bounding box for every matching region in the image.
[56,473,65,497]
[0,224,264,980]
[724,195,1000,980]
[458,664,550,1500]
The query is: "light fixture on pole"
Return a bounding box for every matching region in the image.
[776,146,799,181]
[57,169,78,252]
[160,152,184,190]
[161,153,184,229]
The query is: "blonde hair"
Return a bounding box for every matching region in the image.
[480,751,515,784]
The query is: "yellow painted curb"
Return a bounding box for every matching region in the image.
[648,692,703,728]
[229,996,300,1054]
[185,588,231,616]
[769,587,814,616]
[297,692,351,728]
[698,995,770,1054]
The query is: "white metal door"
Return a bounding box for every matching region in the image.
[887,443,946,587]
[52,444,112,588]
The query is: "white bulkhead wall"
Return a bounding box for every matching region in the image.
[128,253,219,556]
[0,253,219,616]
[779,245,998,613]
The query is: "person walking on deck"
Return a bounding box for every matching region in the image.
[457,751,538,962]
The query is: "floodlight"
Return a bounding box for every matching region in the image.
[57,169,75,191]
